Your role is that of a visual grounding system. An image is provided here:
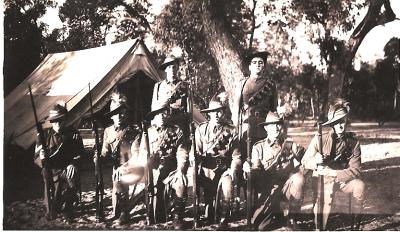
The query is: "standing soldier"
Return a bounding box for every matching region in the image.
[192,98,241,229]
[243,112,305,230]
[34,103,84,223]
[302,99,365,230]
[151,54,189,134]
[232,51,278,155]
[97,92,142,225]
[140,106,190,229]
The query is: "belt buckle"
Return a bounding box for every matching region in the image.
[255,111,260,118]
[215,157,222,166]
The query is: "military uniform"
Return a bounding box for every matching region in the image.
[302,131,364,230]
[151,79,189,132]
[140,124,189,224]
[250,137,305,230]
[233,76,278,159]
[101,124,141,218]
[34,126,84,219]
[194,121,241,224]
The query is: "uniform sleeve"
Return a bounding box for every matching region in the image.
[251,144,263,169]
[72,131,85,160]
[302,135,319,170]
[151,82,160,111]
[194,126,203,157]
[336,141,362,183]
[101,128,109,157]
[130,133,141,158]
[34,133,44,168]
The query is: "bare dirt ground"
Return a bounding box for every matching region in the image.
[3,121,400,230]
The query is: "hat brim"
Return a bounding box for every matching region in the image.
[48,114,66,122]
[245,51,269,63]
[159,58,181,70]
[104,105,129,117]
[145,107,167,121]
[322,113,347,126]
[258,119,283,126]
[200,105,225,113]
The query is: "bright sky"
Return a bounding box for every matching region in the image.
[38,0,400,66]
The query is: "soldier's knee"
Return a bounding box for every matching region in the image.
[352,179,365,201]
[220,176,233,200]
[291,172,305,186]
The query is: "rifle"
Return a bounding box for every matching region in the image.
[246,113,256,230]
[29,85,55,220]
[88,83,104,222]
[142,119,155,225]
[316,121,324,230]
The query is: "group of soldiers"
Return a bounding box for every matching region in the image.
[33,51,365,230]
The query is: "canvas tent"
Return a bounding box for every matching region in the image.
[4,38,206,150]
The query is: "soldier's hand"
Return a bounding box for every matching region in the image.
[316,166,337,177]
[112,168,123,182]
[39,149,46,160]
[242,161,251,173]
[315,152,324,165]
[66,165,76,179]
[93,151,99,164]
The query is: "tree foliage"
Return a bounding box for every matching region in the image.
[3,0,55,95]
[44,0,151,52]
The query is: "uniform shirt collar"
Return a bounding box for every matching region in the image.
[267,137,283,147]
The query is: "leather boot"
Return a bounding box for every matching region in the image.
[217,200,231,230]
[287,198,303,230]
[173,197,186,230]
[118,192,130,225]
[351,197,364,230]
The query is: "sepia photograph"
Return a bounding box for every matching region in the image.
[2,0,400,230]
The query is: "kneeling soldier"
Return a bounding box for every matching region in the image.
[99,92,142,225]
[243,112,305,230]
[193,99,241,228]
[141,106,190,229]
[34,103,84,223]
[302,99,365,230]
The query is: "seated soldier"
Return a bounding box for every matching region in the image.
[140,106,190,229]
[97,92,142,225]
[192,98,241,229]
[243,112,305,230]
[302,99,365,230]
[34,103,84,223]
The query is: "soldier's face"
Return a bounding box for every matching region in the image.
[165,64,178,82]
[209,110,223,124]
[51,120,65,133]
[333,118,348,136]
[249,57,265,76]
[111,111,128,128]
[265,123,282,140]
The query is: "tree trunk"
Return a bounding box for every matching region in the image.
[199,0,246,110]
[329,0,397,101]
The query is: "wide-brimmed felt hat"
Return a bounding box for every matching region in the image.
[145,105,168,121]
[104,94,130,117]
[159,54,182,70]
[48,103,68,122]
[245,51,270,64]
[322,102,350,126]
[200,100,226,113]
[258,112,283,126]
